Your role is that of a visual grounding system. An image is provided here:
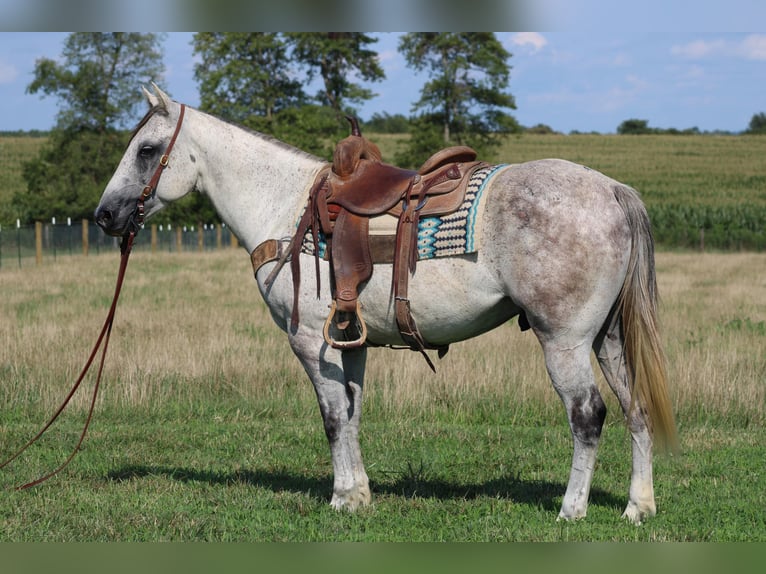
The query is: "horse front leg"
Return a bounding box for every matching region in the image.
[289,330,371,511]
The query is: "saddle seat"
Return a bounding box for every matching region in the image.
[269,118,486,370]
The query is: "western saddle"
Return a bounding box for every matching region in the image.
[254,117,487,370]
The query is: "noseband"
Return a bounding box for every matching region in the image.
[124,103,186,247]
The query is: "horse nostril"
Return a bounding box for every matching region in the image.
[95,207,113,229]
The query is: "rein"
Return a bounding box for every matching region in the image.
[0,104,185,490]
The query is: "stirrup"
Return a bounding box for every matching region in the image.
[323,300,368,349]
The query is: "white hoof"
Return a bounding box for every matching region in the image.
[557,507,587,522]
[330,484,371,511]
[622,500,656,525]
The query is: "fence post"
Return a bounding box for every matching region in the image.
[82,219,89,256]
[35,222,43,265]
[216,224,222,250]
[151,224,158,254]
[176,226,182,252]
[197,225,204,252]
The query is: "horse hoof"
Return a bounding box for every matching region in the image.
[622,500,656,525]
[330,485,371,512]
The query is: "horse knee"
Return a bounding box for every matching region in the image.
[322,410,342,443]
[570,387,607,446]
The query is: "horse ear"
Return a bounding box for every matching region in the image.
[150,82,171,111]
[142,85,159,108]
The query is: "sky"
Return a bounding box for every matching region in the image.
[0,3,764,134]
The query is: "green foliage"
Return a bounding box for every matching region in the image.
[27,33,164,132]
[0,135,47,223]
[364,112,411,134]
[617,118,652,134]
[397,33,519,164]
[285,33,385,114]
[265,104,349,159]
[648,204,766,250]
[192,33,305,123]
[523,123,559,135]
[14,128,127,222]
[617,119,704,135]
[192,33,382,159]
[15,33,165,224]
[746,111,766,134]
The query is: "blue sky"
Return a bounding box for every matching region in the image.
[0,27,764,134]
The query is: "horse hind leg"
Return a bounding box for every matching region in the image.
[593,316,656,524]
[540,339,607,521]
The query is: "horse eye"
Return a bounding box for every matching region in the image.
[139,145,155,159]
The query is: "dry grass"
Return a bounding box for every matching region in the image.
[1,249,764,426]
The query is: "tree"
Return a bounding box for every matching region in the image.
[27,33,164,132]
[746,112,766,134]
[17,33,165,223]
[365,112,411,133]
[617,118,653,135]
[286,33,384,114]
[193,33,305,125]
[192,33,343,156]
[193,33,381,158]
[397,33,518,167]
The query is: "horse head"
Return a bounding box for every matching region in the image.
[95,84,196,237]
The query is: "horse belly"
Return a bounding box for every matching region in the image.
[359,255,516,347]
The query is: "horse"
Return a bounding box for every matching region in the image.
[95,85,677,524]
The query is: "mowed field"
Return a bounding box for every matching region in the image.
[0,248,763,541]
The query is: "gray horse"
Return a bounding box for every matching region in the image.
[95,85,677,524]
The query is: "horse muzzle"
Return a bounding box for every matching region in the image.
[94,204,130,237]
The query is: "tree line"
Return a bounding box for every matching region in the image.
[12,32,517,226]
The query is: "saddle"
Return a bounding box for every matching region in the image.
[261,117,486,369]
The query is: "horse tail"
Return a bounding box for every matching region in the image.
[612,184,679,453]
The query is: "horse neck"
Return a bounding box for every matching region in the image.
[189,109,327,253]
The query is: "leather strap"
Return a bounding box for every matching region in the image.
[250,239,282,276]
[0,232,136,489]
[0,104,188,489]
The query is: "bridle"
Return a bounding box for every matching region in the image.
[0,104,186,489]
[124,103,187,248]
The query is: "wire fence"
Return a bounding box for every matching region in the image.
[0,219,240,269]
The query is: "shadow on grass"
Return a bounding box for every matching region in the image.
[106,465,623,512]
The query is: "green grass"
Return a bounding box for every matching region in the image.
[0,250,764,541]
[1,404,764,541]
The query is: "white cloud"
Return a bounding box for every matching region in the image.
[671,35,766,61]
[511,32,548,54]
[0,59,18,84]
[740,34,766,60]
[670,39,726,59]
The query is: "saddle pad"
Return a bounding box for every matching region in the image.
[302,164,509,261]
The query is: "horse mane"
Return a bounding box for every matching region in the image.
[218,115,325,163]
[129,103,324,164]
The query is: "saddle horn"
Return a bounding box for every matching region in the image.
[345,115,362,137]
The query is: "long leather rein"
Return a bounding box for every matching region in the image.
[0,104,185,489]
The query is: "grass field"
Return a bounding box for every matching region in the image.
[0,249,763,541]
